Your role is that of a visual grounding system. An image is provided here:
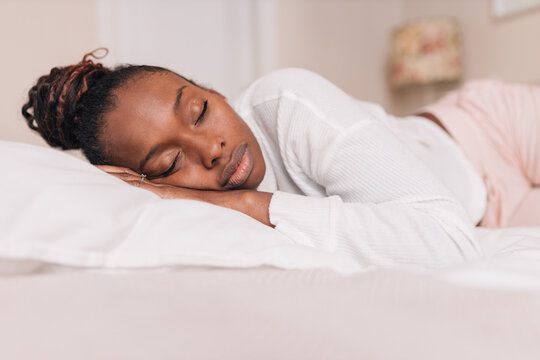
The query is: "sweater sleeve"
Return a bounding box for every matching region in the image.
[267,93,482,269]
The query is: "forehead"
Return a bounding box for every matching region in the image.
[115,71,190,109]
[102,72,192,166]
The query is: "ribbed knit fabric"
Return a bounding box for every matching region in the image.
[233,68,483,268]
[420,79,540,227]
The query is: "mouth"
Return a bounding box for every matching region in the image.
[221,143,253,189]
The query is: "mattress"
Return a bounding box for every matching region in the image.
[0,226,539,360]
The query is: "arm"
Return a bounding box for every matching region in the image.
[96,165,274,227]
[257,83,483,268]
[194,189,274,228]
[275,116,481,268]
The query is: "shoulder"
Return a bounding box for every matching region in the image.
[234,68,388,131]
[234,68,343,109]
[252,67,332,92]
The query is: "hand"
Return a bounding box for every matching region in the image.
[96,165,203,201]
[96,165,274,227]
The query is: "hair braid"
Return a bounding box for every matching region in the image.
[22,48,109,150]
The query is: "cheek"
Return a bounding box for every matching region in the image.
[251,159,265,188]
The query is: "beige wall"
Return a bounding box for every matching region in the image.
[2,0,540,145]
[276,0,540,115]
[276,0,404,111]
[0,0,98,145]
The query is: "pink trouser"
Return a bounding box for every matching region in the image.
[422,79,540,228]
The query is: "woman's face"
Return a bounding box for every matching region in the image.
[102,71,266,190]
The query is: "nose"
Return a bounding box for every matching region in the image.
[198,134,225,169]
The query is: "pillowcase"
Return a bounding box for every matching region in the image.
[0,141,361,275]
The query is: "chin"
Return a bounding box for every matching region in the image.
[246,171,264,190]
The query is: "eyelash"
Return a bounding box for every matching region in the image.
[195,99,208,126]
[161,152,180,178]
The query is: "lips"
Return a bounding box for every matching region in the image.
[221,143,253,189]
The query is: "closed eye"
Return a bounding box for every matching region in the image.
[195,99,208,126]
[160,152,181,178]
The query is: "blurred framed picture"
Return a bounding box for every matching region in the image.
[492,0,540,18]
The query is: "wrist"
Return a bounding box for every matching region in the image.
[202,189,274,227]
[240,190,274,227]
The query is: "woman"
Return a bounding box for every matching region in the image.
[22,50,539,267]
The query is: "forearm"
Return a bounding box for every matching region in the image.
[200,190,274,228]
[269,191,481,268]
[97,166,274,226]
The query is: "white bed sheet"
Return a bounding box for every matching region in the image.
[434,226,540,292]
[3,225,540,296]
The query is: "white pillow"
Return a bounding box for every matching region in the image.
[0,141,361,275]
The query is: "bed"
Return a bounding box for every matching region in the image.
[1,140,539,359]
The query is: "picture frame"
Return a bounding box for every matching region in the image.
[492,0,540,18]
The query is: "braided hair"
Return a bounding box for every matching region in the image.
[22,48,180,165]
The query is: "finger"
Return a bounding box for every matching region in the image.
[107,171,144,184]
[96,165,140,176]
[125,180,144,188]
[126,180,162,194]
[96,165,124,173]
[124,180,174,198]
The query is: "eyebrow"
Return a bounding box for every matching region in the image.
[138,85,188,173]
[173,85,187,113]
[139,145,160,174]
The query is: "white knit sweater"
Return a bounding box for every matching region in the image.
[233,68,484,268]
